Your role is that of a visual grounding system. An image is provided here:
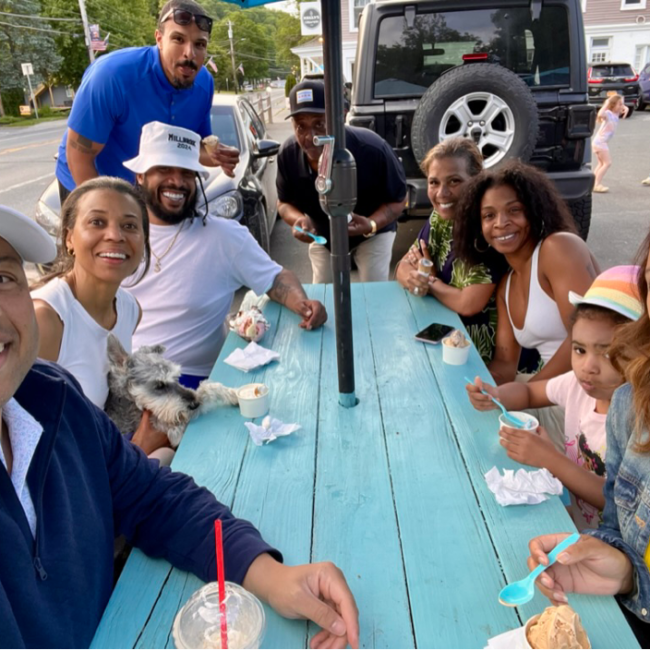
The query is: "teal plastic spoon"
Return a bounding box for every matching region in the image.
[464,377,526,428]
[498,533,580,607]
[294,226,327,245]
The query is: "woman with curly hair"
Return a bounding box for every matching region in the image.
[454,161,599,387]
[526,237,650,646]
[395,138,507,361]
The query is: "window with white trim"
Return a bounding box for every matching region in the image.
[350,0,371,32]
[621,0,646,11]
[635,44,650,70]
[581,0,587,11]
[590,36,611,62]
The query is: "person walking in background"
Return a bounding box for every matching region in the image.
[592,94,628,193]
[276,80,407,283]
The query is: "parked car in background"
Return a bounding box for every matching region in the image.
[33,95,280,261]
[587,62,639,114]
[350,0,597,239]
[638,62,650,111]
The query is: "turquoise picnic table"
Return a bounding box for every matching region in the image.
[92,282,639,649]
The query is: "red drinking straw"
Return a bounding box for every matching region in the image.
[214,519,229,650]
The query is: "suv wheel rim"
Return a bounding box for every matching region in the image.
[439,92,515,167]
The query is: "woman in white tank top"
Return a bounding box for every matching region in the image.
[454,161,599,385]
[31,178,170,460]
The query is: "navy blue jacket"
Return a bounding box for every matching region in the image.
[0,362,279,648]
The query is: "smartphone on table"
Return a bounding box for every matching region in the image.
[414,322,455,344]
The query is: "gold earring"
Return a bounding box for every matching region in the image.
[68,248,75,257]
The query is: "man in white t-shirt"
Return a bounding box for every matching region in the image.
[123,121,327,388]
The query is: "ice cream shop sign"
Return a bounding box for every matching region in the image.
[300,1,322,35]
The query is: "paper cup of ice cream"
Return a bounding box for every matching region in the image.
[441,329,471,365]
[524,606,590,649]
[237,383,269,419]
[498,411,539,433]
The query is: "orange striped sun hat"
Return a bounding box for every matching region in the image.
[569,265,643,321]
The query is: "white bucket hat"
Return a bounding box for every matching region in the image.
[0,205,56,264]
[123,121,210,179]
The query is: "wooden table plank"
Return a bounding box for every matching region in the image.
[310,284,415,649]
[405,289,639,649]
[362,282,520,647]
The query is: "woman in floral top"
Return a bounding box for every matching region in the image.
[396,138,507,361]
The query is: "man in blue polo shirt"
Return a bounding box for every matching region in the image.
[277,80,407,283]
[56,0,238,203]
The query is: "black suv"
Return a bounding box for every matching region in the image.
[349,0,596,239]
[588,62,640,114]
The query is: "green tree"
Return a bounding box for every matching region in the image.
[0,0,62,115]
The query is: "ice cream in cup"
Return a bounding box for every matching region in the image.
[441,329,471,365]
[498,411,539,433]
[524,605,591,649]
[172,581,266,649]
[237,383,269,419]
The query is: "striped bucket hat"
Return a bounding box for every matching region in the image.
[569,265,643,321]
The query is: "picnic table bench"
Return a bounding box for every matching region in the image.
[92,282,639,649]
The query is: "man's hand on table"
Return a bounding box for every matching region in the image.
[243,554,359,649]
[527,533,634,605]
[298,299,327,330]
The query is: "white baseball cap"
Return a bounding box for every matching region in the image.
[123,121,210,179]
[0,205,56,264]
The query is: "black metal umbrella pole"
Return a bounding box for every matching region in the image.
[316,0,358,408]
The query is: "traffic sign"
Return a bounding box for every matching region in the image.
[21,63,34,76]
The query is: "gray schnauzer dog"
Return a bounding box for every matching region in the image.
[105,334,238,447]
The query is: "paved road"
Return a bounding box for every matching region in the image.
[2,103,649,286]
[0,120,66,216]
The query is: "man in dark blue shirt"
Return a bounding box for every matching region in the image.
[277,80,407,283]
[0,205,359,649]
[56,0,238,202]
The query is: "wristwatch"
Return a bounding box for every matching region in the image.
[363,219,378,238]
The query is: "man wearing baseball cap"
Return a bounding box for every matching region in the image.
[277,79,407,283]
[0,206,358,648]
[123,121,327,388]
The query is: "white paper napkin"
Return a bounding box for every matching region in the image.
[223,341,280,372]
[485,625,528,649]
[485,467,563,506]
[244,416,301,446]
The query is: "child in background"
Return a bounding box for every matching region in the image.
[466,266,642,529]
[592,94,628,193]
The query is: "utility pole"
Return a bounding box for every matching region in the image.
[227,20,238,94]
[78,0,95,65]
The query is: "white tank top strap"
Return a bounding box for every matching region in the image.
[31,277,138,407]
[504,241,567,364]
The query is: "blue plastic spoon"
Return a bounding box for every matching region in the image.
[498,533,581,607]
[294,226,328,245]
[464,377,526,428]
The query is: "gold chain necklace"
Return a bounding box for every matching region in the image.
[152,220,186,272]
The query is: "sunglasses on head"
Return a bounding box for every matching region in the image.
[161,8,213,34]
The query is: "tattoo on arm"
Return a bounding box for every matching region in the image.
[268,270,306,306]
[69,133,97,155]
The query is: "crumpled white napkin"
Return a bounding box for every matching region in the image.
[485,466,563,506]
[223,341,280,372]
[484,625,528,649]
[244,416,301,446]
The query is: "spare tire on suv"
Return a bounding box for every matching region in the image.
[411,63,539,169]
